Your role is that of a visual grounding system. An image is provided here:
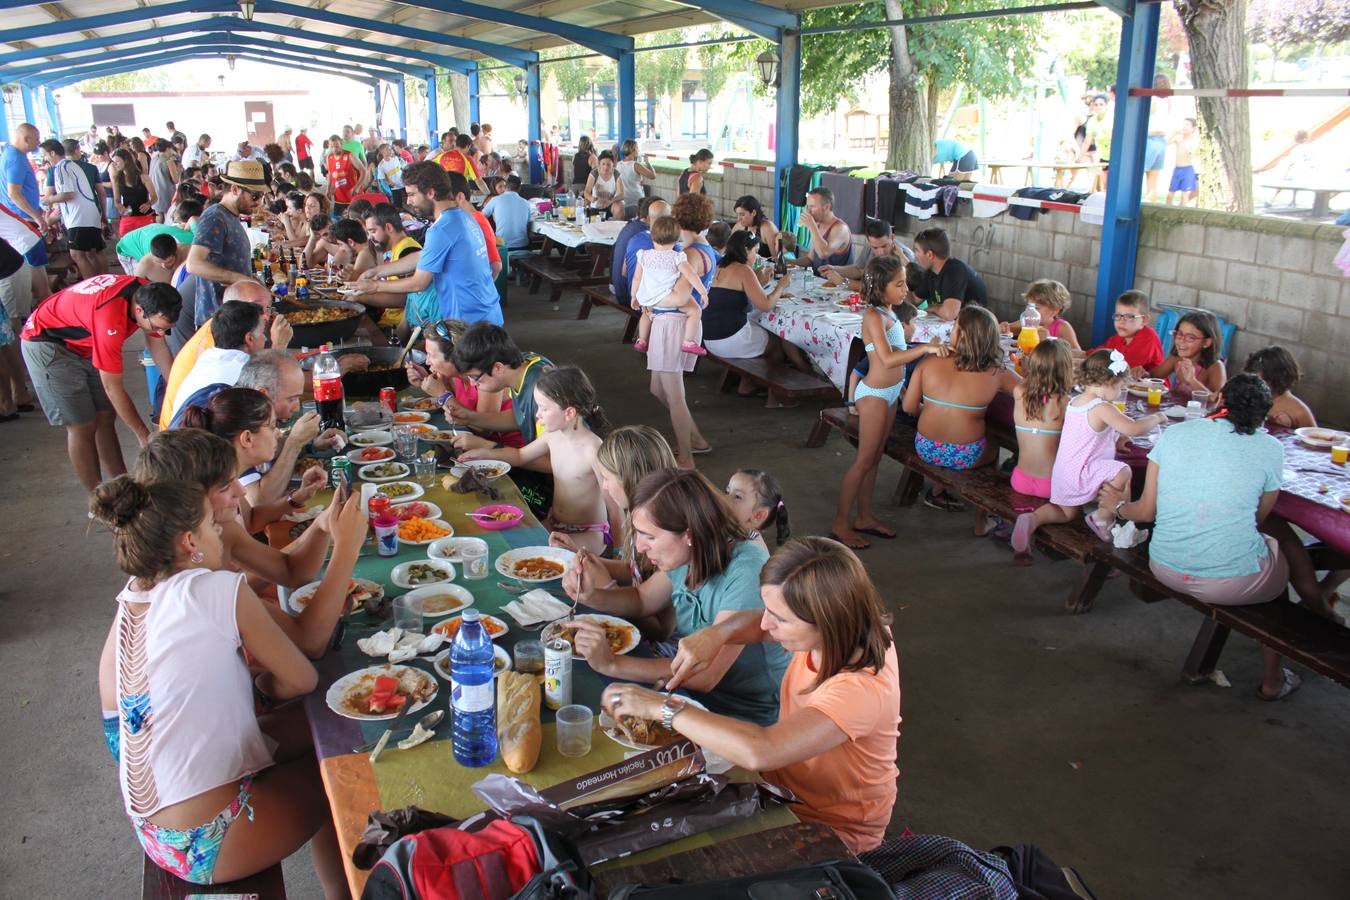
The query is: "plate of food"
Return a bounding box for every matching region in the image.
[402,397,442,412]
[347,445,396,464]
[293,456,327,479]
[350,430,394,447]
[432,613,510,641]
[286,577,382,615]
[432,644,510,681]
[420,429,468,443]
[375,481,424,502]
[392,410,431,425]
[396,517,454,544]
[471,504,524,531]
[495,546,575,583]
[1295,427,1350,449]
[463,459,511,482]
[390,560,455,589]
[1126,381,1169,399]
[390,500,441,522]
[405,423,437,436]
[427,536,483,563]
[600,695,707,751]
[403,583,474,617]
[359,461,411,482]
[325,664,437,721]
[542,613,640,658]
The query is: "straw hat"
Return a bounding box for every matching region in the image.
[220,159,268,189]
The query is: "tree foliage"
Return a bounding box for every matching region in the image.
[543,47,611,103]
[75,71,171,92]
[636,31,689,100]
[1248,0,1350,50]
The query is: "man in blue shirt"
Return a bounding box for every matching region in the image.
[2,122,50,299]
[612,196,668,305]
[481,176,533,251]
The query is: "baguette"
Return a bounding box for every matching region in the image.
[496,670,541,773]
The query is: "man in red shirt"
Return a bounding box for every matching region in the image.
[20,275,180,491]
[324,134,367,215]
[295,127,314,173]
[447,171,502,279]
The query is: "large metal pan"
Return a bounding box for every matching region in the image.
[278,298,367,349]
[300,345,423,398]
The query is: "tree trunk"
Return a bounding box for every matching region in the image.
[1174,0,1252,213]
[884,0,931,172]
[449,72,471,131]
[925,79,941,155]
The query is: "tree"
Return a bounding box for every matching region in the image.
[636,32,688,101]
[75,71,171,92]
[1248,0,1350,59]
[1174,0,1252,213]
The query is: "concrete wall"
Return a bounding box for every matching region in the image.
[560,152,771,220]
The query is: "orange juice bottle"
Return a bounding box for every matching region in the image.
[1017,302,1041,355]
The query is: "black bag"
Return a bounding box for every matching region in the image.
[605,858,893,900]
[510,815,597,900]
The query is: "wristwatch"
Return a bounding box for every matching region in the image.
[1114,499,1128,515]
[285,491,304,509]
[660,695,688,731]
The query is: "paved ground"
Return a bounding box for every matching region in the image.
[3,283,1349,898]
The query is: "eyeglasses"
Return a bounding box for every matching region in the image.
[1171,330,1205,343]
[1113,313,1144,322]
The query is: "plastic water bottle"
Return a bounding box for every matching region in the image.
[312,345,346,433]
[450,610,498,767]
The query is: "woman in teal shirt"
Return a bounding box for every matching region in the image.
[567,467,789,725]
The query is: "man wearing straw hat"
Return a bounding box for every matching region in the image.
[185,159,265,330]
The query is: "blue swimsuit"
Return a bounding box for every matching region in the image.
[854,309,907,407]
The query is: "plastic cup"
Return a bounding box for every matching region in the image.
[1192,389,1212,409]
[555,704,593,758]
[394,425,419,460]
[514,639,546,676]
[1113,400,1127,413]
[373,514,399,557]
[459,538,489,580]
[413,452,437,486]
[1333,446,1349,465]
[393,593,424,634]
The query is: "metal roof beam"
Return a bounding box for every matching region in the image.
[382,0,633,58]
[0,0,218,44]
[0,15,477,73]
[664,0,797,40]
[38,49,382,90]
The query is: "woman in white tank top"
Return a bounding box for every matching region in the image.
[95,476,352,894]
[584,150,625,213]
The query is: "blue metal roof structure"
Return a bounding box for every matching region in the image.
[0,0,1157,342]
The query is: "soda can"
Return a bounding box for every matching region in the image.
[329,457,352,491]
[379,387,398,416]
[543,639,572,710]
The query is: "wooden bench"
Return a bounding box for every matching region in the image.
[142,853,286,899]
[577,284,641,343]
[706,353,841,410]
[513,253,608,305]
[812,406,1111,612]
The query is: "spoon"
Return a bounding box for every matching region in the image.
[353,709,445,754]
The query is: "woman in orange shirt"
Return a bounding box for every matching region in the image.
[602,536,901,853]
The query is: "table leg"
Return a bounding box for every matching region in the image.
[804,414,832,448]
[1065,558,1111,614]
[1182,617,1231,683]
[989,166,1002,185]
[1312,191,1331,219]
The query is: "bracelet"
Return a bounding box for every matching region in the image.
[1114,499,1128,515]
[286,491,304,509]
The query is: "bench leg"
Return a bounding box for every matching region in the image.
[622,313,640,343]
[527,275,542,295]
[548,284,564,306]
[1064,559,1111,614]
[1182,617,1231,684]
[893,468,924,506]
[1129,578,1168,603]
[804,416,832,448]
[577,298,594,320]
[718,369,738,394]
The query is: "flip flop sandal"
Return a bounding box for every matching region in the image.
[854,525,896,539]
[1011,513,1035,555]
[1257,668,1302,701]
[1085,514,1113,542]
[828,531,869,550]
[691,445,712,455]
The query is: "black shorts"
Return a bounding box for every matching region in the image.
[67,226,106,252]
[955,149,978,172]
[299,157,314,171]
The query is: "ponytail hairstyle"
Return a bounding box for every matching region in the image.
[535,366,610,437]
[91,476,208,584]
[734,468,791,545]
[861,254,905,309]
[180,387,274,444]
[1021,338,1074,421]
[1078,347,1129,388]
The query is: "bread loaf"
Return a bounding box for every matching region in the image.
[496,670,541,773]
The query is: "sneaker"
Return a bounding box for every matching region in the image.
[922,488,966,512]
[681,342,708,356]
[633,339,648,353]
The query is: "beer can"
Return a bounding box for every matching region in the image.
[543,639,572,710]
[379,387,398,416]
[329,457,352,490]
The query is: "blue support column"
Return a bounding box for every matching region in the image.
[0,98,9,145]
[526,63,541,144]
[397,76,408,142]
[426,74,439,142]
[1092,0,1159,346]
[468,68,480,124]
[617,50,636,143]
[772,30,801,217]
[19,83,34,126]
[43,87,60,137]
[373,80,384,132]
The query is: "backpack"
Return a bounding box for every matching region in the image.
[605,858,893,900]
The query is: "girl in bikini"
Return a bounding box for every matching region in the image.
[832,256,945,548]
[1011,339,1074,502]
[1150,309,1226,403]
[903,305,1021,511]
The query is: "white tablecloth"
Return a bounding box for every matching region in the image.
[535,221,618,248]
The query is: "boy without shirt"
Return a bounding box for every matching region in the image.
[1167,118,1200,207]
[1092,290,1164,379]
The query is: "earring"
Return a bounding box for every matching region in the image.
[190,551,204,564]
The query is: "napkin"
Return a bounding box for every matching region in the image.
[1111,520,1150,549]
[502,590,572,627]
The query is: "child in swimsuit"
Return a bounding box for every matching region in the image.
[460,366,612,554]
[1011,339,1074,502]
[833,257,945,548]
[725,468,792,553]
[1012,349,1169,560]
[904,305,1019,489]
[1244,345,1316,429]
[1000,279,1081,350]
[632,214,709,357]
[1151,309,1226,403]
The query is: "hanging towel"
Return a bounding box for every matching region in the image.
[1334,229,1350,277]
[819,171,867,233]
[970,183,1014,218]
[788,164,821,206]
[935,184,960,217]
[1079,191,1106,226]
[904,181,939,220]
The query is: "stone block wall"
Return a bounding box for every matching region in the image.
[561,153,771,220]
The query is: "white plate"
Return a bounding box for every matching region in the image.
[350,429,394,447]
[495,546,575,583]
[1295,427,1350,449]
[600,696,707,751]
[428,536,484,563]
[463,459,512,482]
[390,560,456,589]
[390,500,442,522]
[400,397,442,412]
[432,644,511,681]
[346,446,396,464]
[395,517,454,545]
[373,480,424,502]
[1127,384,1169,400]
[432,612,510,641]
[324,664,437,721]
[285,577,382,615]
[541,613,641,658]
[391,410,432,425]
[403,583,474,617]
[1163,406,1188,420]
[358,461,411,483]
